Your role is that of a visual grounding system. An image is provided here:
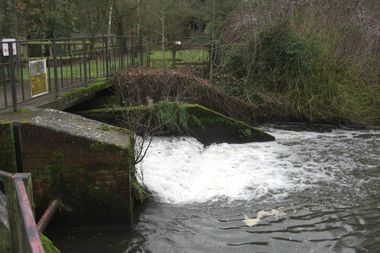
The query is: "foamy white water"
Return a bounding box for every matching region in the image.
[136,128,380,204]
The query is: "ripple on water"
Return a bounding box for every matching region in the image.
[49,128,380,253]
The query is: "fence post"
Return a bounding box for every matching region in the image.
[83,39,88,83]
[105,38,109,79]
[139,36,144,66]
[131,37,135,66]
[146,38,151,68]
[0,64,8,107]
[52,39,59,97]
[172,43,177,69]
[5,177,23,252]
[8,42,17,112]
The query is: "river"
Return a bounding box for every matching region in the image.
[49,127,380,252]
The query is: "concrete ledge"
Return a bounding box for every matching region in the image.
[40,79,112,111]
[0,109,134,225]
[78,102,275,145]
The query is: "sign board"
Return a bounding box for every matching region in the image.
[2,38,17,56]
[29,59,48,98]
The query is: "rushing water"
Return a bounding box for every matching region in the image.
[50,127,380,253]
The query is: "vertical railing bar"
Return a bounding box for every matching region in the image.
[46,47,52,93]
[87,41,91,80]
[52,39,59,97]
[64,44,68,87]
[139,35,144,66]
[79,43,82,83]
[69,44,73,87]
[126,37,129,67]
[59,45,64,89]
[103,39,106,77]
[83,39,88,84]
[1,64,8,107]
[9,42,18,112]
[118,38,122,70]
[96,47,99,78]
[13,177,45,253]
[105,37,109,78]
[17,50,25,101]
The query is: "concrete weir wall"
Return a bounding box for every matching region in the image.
[0,124,16,172]
[0,109,134,225]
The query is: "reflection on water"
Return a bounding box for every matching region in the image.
[49,128,380,253]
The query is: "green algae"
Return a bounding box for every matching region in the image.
[40,234,61,253]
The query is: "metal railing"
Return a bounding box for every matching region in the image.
[0,170,44,253]
[146,36,212,69]
[0,36,146,112]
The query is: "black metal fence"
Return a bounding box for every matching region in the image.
[147,36,212,69]
[0,36,146,111]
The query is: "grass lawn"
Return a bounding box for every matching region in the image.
[149,49,208,68]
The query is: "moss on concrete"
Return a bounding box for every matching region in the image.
[79,102,275,145]
[40,234,61,253]
[184,103,275,144]
[40,78,111,111]
[61,79,109,99]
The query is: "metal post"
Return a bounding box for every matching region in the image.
[139,36,144,66]
[105,38,109,78]
[0,64,8,107]
[5,177,22,253]
[9,42,17,112]
[52,39,59,97]
[37,199,61,233]
[146,38,151,68]
[131,37,135,66]
[83,39,88,83]
[172,43,176,69]
[13,176,45,253]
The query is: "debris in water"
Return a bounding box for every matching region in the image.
[243,209,286,227]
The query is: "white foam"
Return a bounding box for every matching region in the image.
[136,128,380,204]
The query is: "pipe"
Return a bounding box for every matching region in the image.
[37,199,62,233]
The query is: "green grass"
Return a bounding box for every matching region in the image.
[149,49,208,68]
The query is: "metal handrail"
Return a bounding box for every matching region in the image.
[0,35,147,112]
[0,171,44,253]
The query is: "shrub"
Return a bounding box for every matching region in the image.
[220,20,380,125]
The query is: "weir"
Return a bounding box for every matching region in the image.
[0,69,276,252]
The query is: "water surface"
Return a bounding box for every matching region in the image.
[50,128,380,252]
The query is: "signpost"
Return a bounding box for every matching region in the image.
[29,59,48,98]
[2,38,17,56]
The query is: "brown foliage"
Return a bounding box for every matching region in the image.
[113,68,263,125]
